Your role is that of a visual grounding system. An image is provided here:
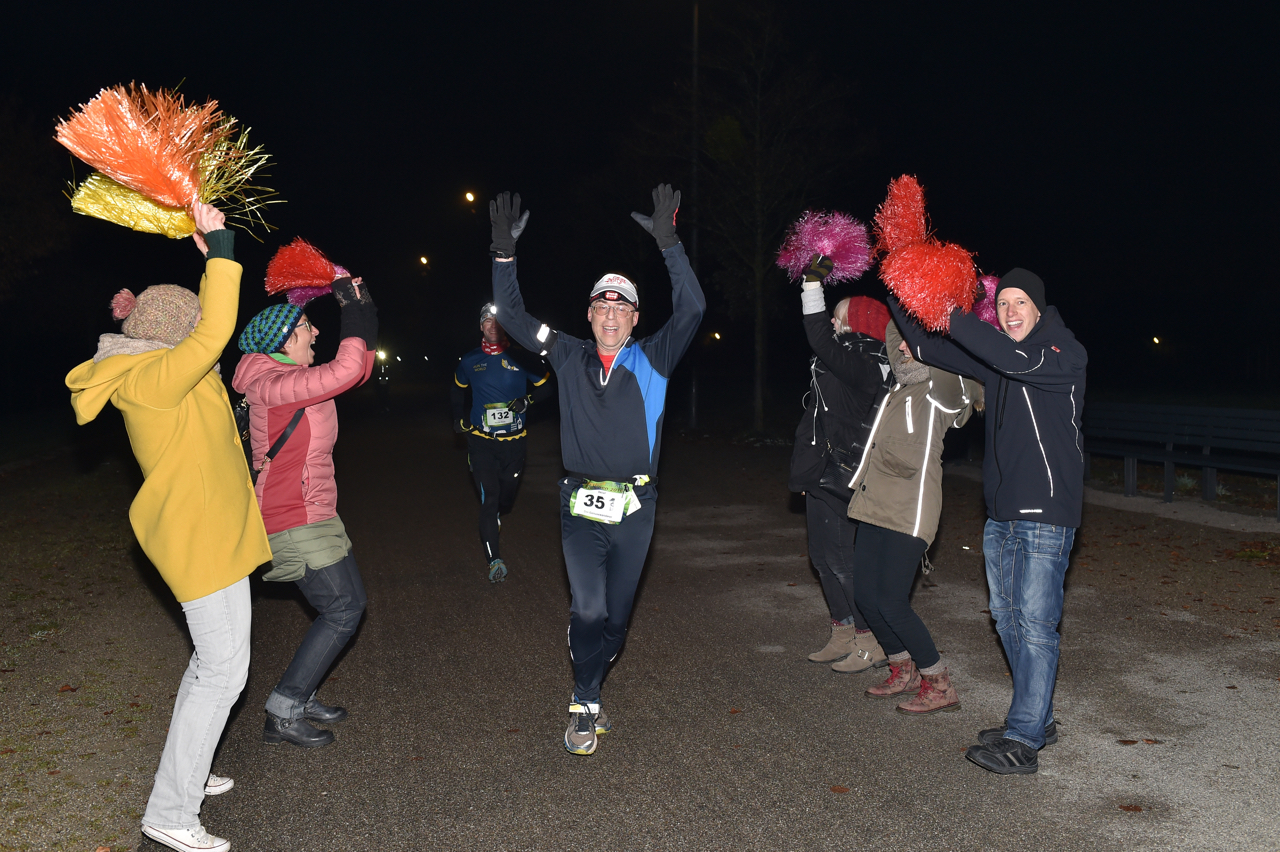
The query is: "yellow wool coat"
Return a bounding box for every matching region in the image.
[65,257,271,602]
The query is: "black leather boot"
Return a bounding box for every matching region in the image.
[263,713,335,748]
[303,698,348,724]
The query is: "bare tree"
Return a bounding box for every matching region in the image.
[696,4,859,430]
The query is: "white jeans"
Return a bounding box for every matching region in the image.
[142,577,251,830]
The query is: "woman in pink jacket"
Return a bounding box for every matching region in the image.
[232,277,376,748]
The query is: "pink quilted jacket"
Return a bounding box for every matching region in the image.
[231,338,374,534]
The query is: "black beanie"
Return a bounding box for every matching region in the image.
[995,268,1046,314]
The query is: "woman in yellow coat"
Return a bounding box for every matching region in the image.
[66,203,270,852]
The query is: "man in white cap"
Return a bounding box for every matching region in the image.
[489,185,704,755]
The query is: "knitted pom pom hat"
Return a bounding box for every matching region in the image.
[113,285,201,346]
[239,303,304,354]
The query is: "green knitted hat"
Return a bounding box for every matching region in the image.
[239,303,304,354]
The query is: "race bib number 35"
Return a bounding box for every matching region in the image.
[570,485,626,524]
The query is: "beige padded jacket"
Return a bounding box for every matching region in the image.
[846,322,983,546]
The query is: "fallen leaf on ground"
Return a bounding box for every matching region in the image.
[1117,740,1139,745]
[1119,804,1142,812]
[507,728,519,733]
[729,708,742,714]
[58,684,77,692]
[1143,739,1162,744]
[830,786,849,794]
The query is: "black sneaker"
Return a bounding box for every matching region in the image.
[977,719,1058,747]
[965,737,1039,775]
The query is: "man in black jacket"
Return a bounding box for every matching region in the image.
[489,185,705,756]
[891,268,1086,775]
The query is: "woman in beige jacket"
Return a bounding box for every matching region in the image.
[846,321,982,715]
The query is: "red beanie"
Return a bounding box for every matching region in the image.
[844,296,890,342]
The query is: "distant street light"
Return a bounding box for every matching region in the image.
[420,256,429,266]
[1153,337,1160,344]
[465,192,475,203]
[713,332,721,340]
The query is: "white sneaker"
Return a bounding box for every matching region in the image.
[141,823,230,852]
[204,774,234,796]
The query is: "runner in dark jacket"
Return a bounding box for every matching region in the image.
[451,303,552,582]
[889,268,1086,774]
[489,185,704,755]
[789,255,893,673]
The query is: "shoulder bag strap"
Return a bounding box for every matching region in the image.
[263,408,305,466]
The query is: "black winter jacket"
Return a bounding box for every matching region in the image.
[492,244,705,487]
[788,311,892,493]
[891,299,1087,529]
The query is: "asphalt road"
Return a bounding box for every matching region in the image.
[3,394,1279,851]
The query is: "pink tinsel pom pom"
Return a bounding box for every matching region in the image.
[286,285,333,306]
[332,264,350,278]
[974,274,1001,328]
[110,289,136,320]
[775,210,873,286]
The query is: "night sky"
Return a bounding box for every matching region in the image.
[3,2,1273,413]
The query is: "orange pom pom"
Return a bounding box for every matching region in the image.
[880,242,976,332]
[56,84,229,209]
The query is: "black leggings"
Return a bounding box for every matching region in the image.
[559,478,657,704]
[467,435,526,562]
[851,522,939,669]
[805,491,868,629]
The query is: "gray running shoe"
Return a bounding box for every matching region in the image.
[564,700,600,755]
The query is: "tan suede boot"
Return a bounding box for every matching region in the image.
[807,622,858,663]
[896,667,961,715]
[831,629,888,672]
[865,659,920,698]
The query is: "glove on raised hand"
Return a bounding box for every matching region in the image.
[335,278,379,350]
[489,192,530,258]
[803,253,835,284]
[630,184,681,251]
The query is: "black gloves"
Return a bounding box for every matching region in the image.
[335,278,379,351]
[489,192,529,258]
[508,396,530,414]
[803,254,834,285]
[631,184,681,251]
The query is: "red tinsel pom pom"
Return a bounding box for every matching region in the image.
[873,175,927,256]
[110,289,136,320]
[265,238,336,296]
[880,241,976,332]
[776,210,874,285]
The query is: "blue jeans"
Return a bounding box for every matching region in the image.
[983,519,1075,749]
[144,577,251,830]
[265,552,367,720]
